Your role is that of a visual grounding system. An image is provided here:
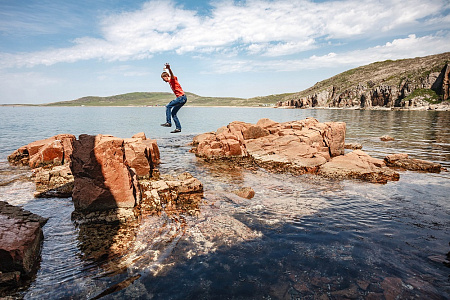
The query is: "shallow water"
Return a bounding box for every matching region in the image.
[0,107,449,299]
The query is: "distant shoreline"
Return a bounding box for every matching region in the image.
[1,104,449,111]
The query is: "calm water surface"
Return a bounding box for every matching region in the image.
[0,106,449,299]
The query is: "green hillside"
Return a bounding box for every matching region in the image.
[42,91,294,107]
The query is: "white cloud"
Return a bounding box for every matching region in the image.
[210,32,450,73]
[0,0,448,69]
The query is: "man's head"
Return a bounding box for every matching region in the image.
[161,72,170,82]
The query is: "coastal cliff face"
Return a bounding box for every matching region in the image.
[277,52,450,109]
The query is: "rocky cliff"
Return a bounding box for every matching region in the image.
[277,52,450,109]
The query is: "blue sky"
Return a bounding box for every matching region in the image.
[0,0,449,104]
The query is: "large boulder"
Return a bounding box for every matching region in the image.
[318,150,400,183]
[8,134,76,168]
[191,118,407,183]
[191,118,346,174]
[0,201,47,286]
[70,134,140,212]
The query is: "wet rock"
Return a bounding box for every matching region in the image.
[380,277,404,300]
[232,187,255,199]
[331,284,359,298]
[8,134,76,168]
[71,207,138,225]
[183,214,262,258]
[356,279,370,290]
[0,271,20,287]
[32,163,74,198]
[380,135,395,141]
[0,201,47,286]
[345,142,363,150]
[384,153,442,172]
[318,150,399,183]
[139,172,203,215]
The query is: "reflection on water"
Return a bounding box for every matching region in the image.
[0,108,449,299]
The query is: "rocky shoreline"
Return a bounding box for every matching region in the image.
[276,55,450,110]
[1,118,445,295]
[275,102,450,111]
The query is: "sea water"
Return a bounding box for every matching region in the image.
[0,106,449,299]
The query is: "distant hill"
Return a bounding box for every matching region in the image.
[42,91,295,107]
[277,52,450,109]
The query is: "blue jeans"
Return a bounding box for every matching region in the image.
[165,94,187,129]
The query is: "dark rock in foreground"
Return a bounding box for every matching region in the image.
[0,201,47,289]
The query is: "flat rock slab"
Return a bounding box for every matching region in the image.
[319,150,399,184]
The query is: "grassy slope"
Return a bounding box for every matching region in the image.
[42,91,295,107]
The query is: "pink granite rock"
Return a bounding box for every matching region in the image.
[8,134,75,168]
[319,150,399,183]
[233,187,255,199]
[124,136,160,178]
[191,117,346,174]
[71,134,139,211]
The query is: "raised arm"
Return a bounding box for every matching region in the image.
[165,63,175,78]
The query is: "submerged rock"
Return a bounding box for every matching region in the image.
[139,172,203,215]
[32,163,74,198]
[384,153,443,172]
[0,201,47,287]
[380,135,395,141]
[232,187,255,199]
[345,143,363,150]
